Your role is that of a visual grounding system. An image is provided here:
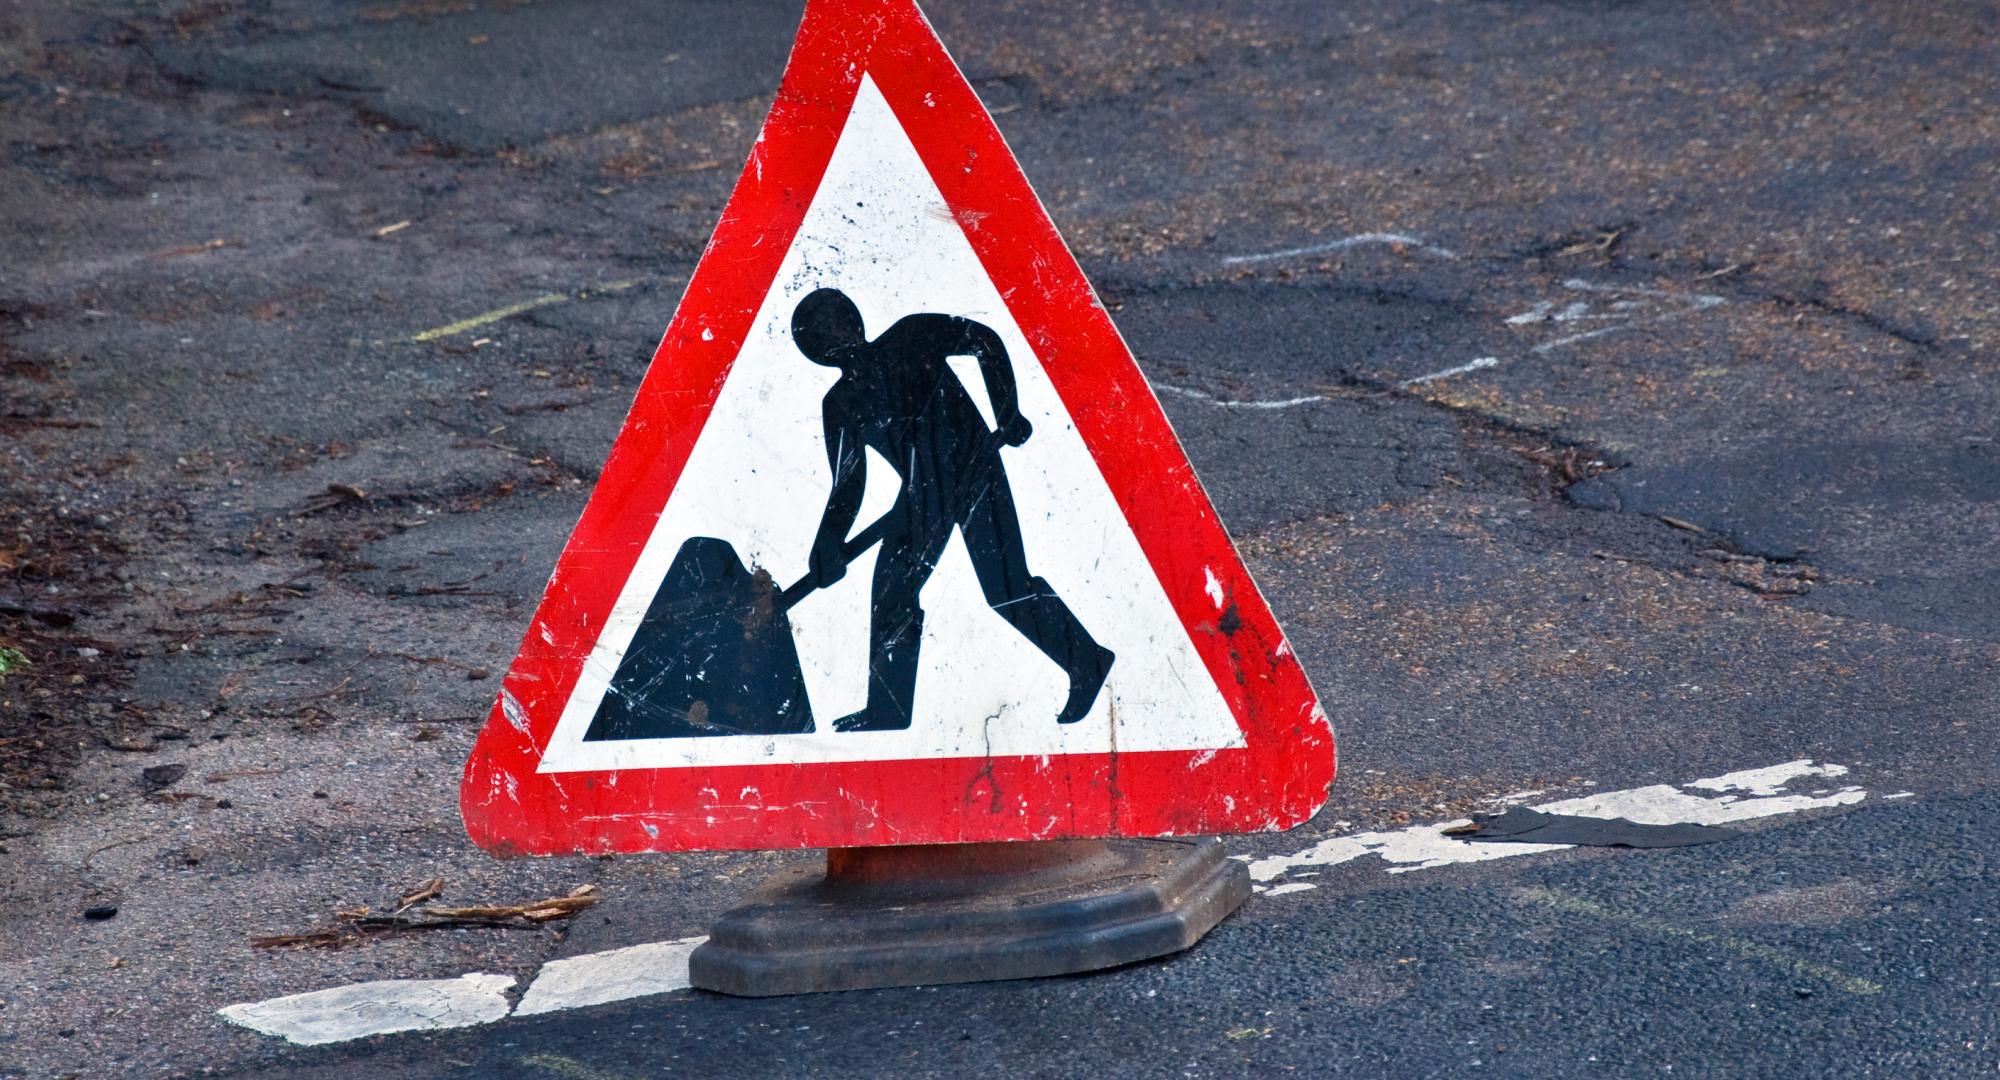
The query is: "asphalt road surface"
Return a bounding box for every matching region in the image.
[1,1,1995,1077]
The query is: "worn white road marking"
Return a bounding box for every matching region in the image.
[514,937,707,1016]
[1247,760,1866,893]
[1686,759,1846,796]
[1155,384,1325,410]
[225,759,1873,1045]
[1221,232,1458,266]
[1401,356,1500,387]
[223,938,711,1047]
[1533,780,1865,826]
[218,973,515,1045]
[1248,820,1568,885]
[1508,278,1724,354]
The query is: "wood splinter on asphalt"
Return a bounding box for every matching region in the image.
[295,483,367,516]
[393,877,444,913]
[252,885,602,950]
[151,238,228,259]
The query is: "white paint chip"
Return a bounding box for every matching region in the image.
[500,689,530,735]
[514,937,707,1016]
[219,973,515,1046]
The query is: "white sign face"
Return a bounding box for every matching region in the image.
[536,76,1243,773]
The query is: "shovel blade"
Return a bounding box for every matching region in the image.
[584,537,816,740]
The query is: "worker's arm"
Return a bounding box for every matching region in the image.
[808,412,866,587]
[953,317,1032,446]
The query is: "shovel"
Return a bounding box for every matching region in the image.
[583,517,889,741]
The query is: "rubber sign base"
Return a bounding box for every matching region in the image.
[687,838,1250,997]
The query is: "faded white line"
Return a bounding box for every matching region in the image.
[224,938,710,1045]
[1534,779,1864,826]
[1510,278,1724,354]
[1222,232,1458,266]
[225,759,1869,1042]
[1155,384,1324,410]
[1686,759,1845,796]
[514,936,707,1016]
[1401,356,1500,387]
[219,973,515,1046]
[1248,820,1567,884]
[1247,760,1866,893]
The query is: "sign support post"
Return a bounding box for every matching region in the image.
[690,840,1249,996]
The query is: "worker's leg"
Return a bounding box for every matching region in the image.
[834,522,949,733]
[960,466,1114,725]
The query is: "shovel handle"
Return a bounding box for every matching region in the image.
[776,515,889,612]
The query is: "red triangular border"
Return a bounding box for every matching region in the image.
[461,0,1333,855]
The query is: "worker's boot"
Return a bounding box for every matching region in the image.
[991,577,1115,725]
[1056,639,1115,725]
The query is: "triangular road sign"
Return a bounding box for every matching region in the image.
[462,0,1334,855]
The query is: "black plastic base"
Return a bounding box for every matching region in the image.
[688,838,1250,997]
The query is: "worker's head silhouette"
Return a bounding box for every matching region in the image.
[792,288,866,367]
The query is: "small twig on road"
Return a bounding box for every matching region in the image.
[257,676,353,707]
[1558,227,1625,257]
[252,885,602,950]
[296,483,369,516]
[2,415,100,430]
[151,238,229,259]
[204,768,286,783]
[394,877,444,914]
[82,836,151,868]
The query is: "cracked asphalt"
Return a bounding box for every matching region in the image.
[1,1,1994,1077]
